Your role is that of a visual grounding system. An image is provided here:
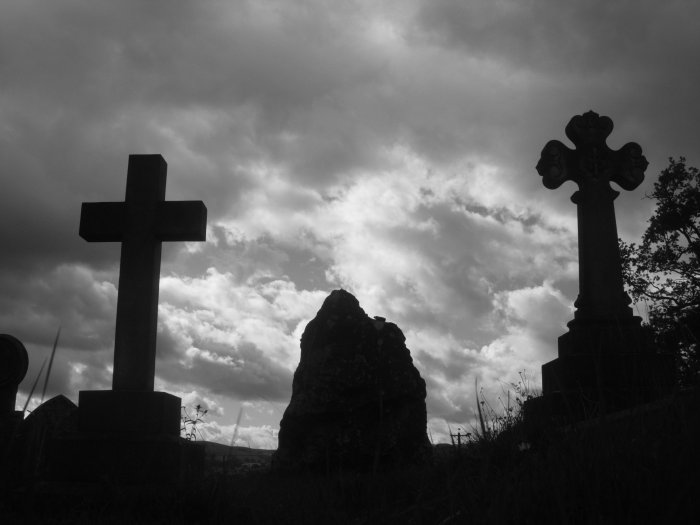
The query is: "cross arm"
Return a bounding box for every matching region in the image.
[536,139,577,189]
[155,201,207,241]
[80,202,126,242]
[609,142,648,191]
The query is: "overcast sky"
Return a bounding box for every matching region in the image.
[2,0,699,448]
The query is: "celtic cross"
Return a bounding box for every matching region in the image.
[536,111,648,320]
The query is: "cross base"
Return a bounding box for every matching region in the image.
[537,317,676,423]
[77,390,181,436]
[46,391,204,486]
[557,316,655,357]
[47,434,204,486]
[542,353,675,414]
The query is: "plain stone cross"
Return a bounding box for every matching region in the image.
[536,111,648,321]
[80,155,206,392]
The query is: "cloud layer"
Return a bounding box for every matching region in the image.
[3,0,700,447]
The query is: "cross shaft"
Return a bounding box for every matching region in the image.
[80,155,206,391]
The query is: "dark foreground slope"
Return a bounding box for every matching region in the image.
[3,389,699,524]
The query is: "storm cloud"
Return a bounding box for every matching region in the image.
[2,0,699,447]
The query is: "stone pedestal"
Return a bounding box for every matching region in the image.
[539,317,676,421]
[77,390,181,435]
[47,391,204,486]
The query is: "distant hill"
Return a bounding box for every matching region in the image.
[199,441,275,471]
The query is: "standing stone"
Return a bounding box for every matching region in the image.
[534,111,675,419]
[273,290,431,472]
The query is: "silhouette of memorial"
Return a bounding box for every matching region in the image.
[534,111,675,420]
[15,395,77,482]
[273,289,431,472]
[0,334,28,459]
[49,154,207,484]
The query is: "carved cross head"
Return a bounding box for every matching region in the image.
[536,111,648,191]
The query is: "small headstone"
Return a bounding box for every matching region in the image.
[0,334,28,461]
[0,334,28,415]
[273,289,431,472]
[532,111,675,420]
[15,394,77,481]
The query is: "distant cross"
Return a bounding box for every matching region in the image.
[536,111,648,320]
[450,429,470,448]
[80,155,206,391]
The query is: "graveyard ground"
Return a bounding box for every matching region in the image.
[1,387,698,524]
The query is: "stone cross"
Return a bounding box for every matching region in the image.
[536,110,648,321]
[528,112,675,420]
[80,155,206,392]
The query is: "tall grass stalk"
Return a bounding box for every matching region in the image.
[40,327,61,404]
[22,357,48,414]
[474,378,489,441]
[229,406,244,447]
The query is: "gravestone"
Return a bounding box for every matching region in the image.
[14,395,77,482]
[48,155,207,485]
[533,111,675,420]
[273,290,431,472]
[0,334,28,416]
[0,334,28,461]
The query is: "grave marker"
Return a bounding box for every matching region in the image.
[80,154,206,391]
[48,154,207,485]
[535,111,675,418]
[0,334,29,481]
[0,334,28,415]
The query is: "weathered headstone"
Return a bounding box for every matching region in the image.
[0,334,28,415]
[14,394,77,482]
[273,290,431,472]
[534,111,675,419]
[0,334,28,459]
[48,155,207,484]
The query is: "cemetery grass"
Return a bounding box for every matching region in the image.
[3,392,699,524]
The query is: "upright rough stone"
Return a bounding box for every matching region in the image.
[273,290,431,472]
[534,111,675,419]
